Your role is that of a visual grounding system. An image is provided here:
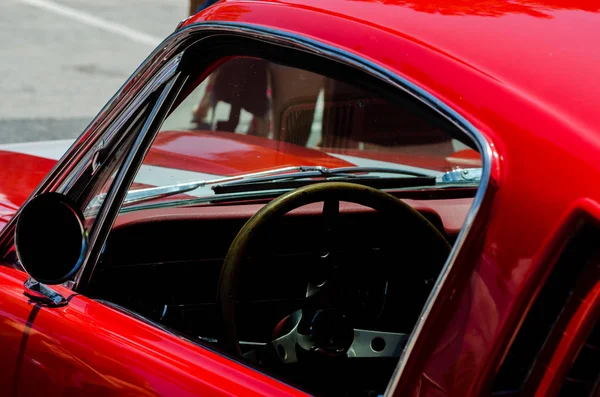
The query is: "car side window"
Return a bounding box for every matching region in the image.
[129,57,481,196]
[161,57,477,166]
[87,55,483,396]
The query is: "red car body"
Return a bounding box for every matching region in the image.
[0,0,599,396]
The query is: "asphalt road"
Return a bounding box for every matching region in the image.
[0,0,188,144]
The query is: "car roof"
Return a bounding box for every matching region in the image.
[184,0,600,136]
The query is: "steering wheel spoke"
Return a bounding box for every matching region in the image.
[347,329,407,359]
[322,199,340,231]
[321,198,343,258]
[271,311,408,364]
[271,313,308,364]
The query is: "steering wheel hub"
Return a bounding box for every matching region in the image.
[310,309,354,355]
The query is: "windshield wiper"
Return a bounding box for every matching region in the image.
[91,165,434,209]
[210,166,482,195]
[210,165,440,194]
[89,166,325,209]
[88,165,480,211]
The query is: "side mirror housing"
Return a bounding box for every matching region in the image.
[15,192,87,285]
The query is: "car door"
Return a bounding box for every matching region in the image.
[0,263,309,396]
[0,265,48,395]
[0,84,309,397]
[11,285,307,396]
[0,262,305,396]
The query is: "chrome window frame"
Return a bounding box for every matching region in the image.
[0,21,493,396]
[58,55,183,194]
[0,36,183,253]
[73,75,186,290]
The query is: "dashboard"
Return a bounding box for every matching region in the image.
[88,197,469,345]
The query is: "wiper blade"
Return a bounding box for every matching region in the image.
[88,165,480,211]
[90,166,354,209]
[212,176,437,194]
[211,166,482,195]
[211,165,439,194]
[213,166,434,188]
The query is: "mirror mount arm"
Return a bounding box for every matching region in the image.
[24,277,68,307]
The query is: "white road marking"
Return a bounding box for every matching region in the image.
[0,138,74,160]
[19,0,162,46]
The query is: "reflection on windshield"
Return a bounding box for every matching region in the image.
[160,60,478,164]
[133,57,481,208]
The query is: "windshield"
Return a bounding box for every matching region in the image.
[111,57,481,211]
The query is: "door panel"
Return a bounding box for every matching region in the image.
[0,267,34,395]
[16,291,307,396]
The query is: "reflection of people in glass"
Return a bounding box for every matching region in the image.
[191,58,454,157]
[191,60,323,142]
[192,58,271,135]
[269,63,324,145]
[188,1,274,136]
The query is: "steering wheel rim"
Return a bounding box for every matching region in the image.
[217,181,451,357]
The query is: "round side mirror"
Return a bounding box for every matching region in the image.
[15,192,87,285]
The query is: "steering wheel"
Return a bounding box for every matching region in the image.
[217,182,451,359]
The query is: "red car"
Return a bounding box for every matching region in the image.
[0,0,598,396]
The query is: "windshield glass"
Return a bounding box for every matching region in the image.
[123,57,481,209]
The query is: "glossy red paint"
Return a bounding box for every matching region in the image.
[519,198,600,396]
[0,151,55,231]
[0,265,307,397]
[144,130,352,175]
[528,279,600,397]
[1,0,598,396]
[144,130,481,176]
[534,280,600,397]
[182,1,600,396]
[447,149,482,167]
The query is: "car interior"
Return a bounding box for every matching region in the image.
[79,39,482,397]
